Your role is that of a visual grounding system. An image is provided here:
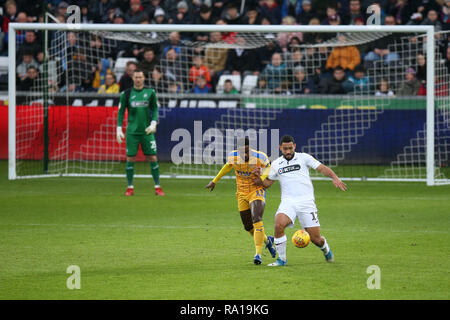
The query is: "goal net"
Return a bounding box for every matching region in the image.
[8,23,449,185]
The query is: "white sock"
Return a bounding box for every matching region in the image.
[274,235,287,261]
[317,237,330,255]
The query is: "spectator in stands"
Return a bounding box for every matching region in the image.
[79,1,95,24]
[343,0,366,25]
[152,7,168,24]
[86,35,106,67]
[261,52,288,93]
[442,0,450,31]
[416,53,427,83]
[375,78,395,96]
[216,18,237,44]
[223,2,244,24]
[284,46,304,71]
[276,16,303,52]
[97,72,120,94]
[150,66,167,93]
[193,5,216,42]
[162,31,185,58]
[119,61,137,91]
[363,14,400,67]
[90,58,112,91]
[18,65,39,91]
[211,0,226,20]
[289,66,315,95]
[223,79,239,94]
[344,65,370,94]
[205,31,228,89]
[302,17,325,45]
[296,0,316,25]
[91,0,115,23]
[167,81,183,93]
[398,67,421,96]
[163,0,185,22]
[259,0,282,25]
[137,47,159,78]
[55,1,68,16]
[388,0,414,25]
[321,10,340,42]
[125,0,148,24]
[322,5,339,25]
[189,55,211,85]
[60,83,82,93]
[161,47,185,83]
[418,75,449,96]
[191,75,211,94]
[2,0,18,35]
[17,51,38,80]
[420,9,443,32]
[18,31,42,58]
[318,66,348,94]
[325,34,361,72]
[251,76,270,94]
[258,36,282,71]
[225,36,260,76]
[170,1,193,26]
[303,45,327,78]
[244,5,263,25]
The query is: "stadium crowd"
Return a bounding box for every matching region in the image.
[1,0,450,95]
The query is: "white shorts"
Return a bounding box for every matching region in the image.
[275,199,320,229]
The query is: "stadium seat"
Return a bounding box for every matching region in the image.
[0,57,9,75]
[216,74,241,94]
[241,75,258,95]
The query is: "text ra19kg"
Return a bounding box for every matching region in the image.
[224,304,269,315]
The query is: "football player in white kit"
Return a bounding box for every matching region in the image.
[253,135,347,266]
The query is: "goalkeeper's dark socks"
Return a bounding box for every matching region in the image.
[150,161,160,186]
[126,161,135,187]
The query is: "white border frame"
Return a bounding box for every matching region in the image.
[8,23,436,184]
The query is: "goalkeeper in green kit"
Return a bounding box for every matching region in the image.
[116,68,164,196]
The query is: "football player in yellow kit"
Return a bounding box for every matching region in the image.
[205,137,276,265]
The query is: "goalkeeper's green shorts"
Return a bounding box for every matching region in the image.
[126,133,157,157]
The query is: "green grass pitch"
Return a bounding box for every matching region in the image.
[0,161,449,300]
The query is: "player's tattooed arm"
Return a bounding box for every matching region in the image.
[316,164,347,191]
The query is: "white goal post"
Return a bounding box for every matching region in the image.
[8,23,445,185]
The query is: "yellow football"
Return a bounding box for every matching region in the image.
[292,229,310,248]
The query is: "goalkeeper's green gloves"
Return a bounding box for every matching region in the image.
[116,127,125,144]
[145,120,157,135]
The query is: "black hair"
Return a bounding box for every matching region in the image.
[280,135,295,145]
[134,68,145,75]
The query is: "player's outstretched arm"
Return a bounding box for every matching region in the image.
[252,167,275,189]
[205,163,232,192]
[316,164,347,191]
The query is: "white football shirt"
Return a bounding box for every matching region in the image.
[268,152,321,202]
